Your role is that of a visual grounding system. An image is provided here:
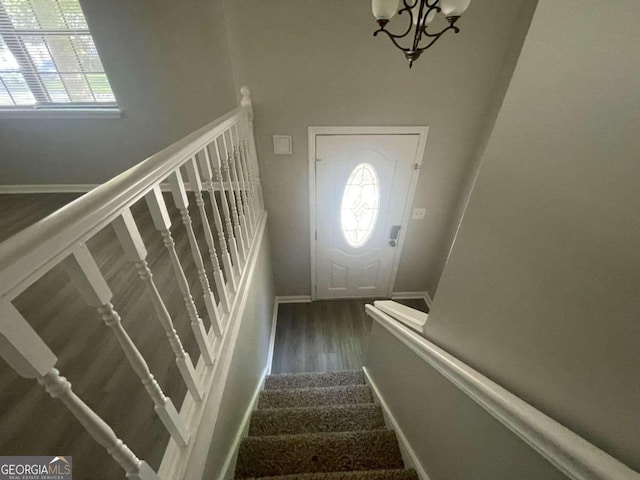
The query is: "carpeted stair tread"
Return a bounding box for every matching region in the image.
[264,370,365,390]
[258,385,373,409]
[249,403,385,436]
[241,468,419,480]
[235,430,404,478]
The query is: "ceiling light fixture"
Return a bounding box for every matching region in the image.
[372,0,471,67]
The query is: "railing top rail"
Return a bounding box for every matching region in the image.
[0,97,253,300]
[365,303,640,480]
[373,299,427,334]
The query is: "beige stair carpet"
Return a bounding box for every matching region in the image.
[235,370,418,480]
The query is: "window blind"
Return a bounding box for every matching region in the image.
[0,0,116,108]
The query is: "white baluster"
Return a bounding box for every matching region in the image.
[184,157,231,313]
[230,146,251,249]
[234,125,256,236]
[144,186,215,366]
[111,209,203,401]
[168,169,224,337]
[61,243,190,446]
[0,300,57,379]
[231,124,255,240]
[39,368,160,480]
[239,122,258,227]
[197,147,238,294]
[219,132,247,263]
[212,139,244,279]
[0,304,159,480]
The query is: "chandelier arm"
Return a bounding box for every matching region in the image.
[419,3,444,37]
[373,28,412,52]
[416,25,458,52]
[422,26,459,38]
[379,0,417,40]
[421,18,460,38]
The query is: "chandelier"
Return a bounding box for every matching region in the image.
[372,0,471,67]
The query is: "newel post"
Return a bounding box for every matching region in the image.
[239,86,263,215]
[240,86,253,123]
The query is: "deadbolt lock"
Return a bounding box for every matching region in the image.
[389,225,401,247]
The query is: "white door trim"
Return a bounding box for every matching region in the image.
[309,126,429,301]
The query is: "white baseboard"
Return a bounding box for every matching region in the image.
[363,366,430,480]
[219,366,268,480]
[275,295,312,304]
[391,291,428,300]
[0,184,98,194]
[423,291,433,309]
[391,291,433,310]
[266,298,279,375]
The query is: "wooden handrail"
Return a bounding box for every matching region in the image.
[0,102,249,300]
[365,303,640,480]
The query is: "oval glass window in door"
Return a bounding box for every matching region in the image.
[340,163,380,247]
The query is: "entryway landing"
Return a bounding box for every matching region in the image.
[271,298,428,375]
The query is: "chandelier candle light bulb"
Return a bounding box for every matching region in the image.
[372,0,471,67]
[440,0,471,17]
[372,0,401,22]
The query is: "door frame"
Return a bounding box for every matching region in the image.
[309,126,429,300]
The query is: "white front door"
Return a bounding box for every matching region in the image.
[312,131,425,299]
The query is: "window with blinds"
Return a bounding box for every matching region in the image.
[0,0,117,109]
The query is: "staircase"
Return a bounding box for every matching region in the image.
[235,370,418,480]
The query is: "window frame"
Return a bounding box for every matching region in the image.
[0,0,120,118]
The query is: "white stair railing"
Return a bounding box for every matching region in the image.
[198,146,239,294]
[0,87,264,479]
[145,185,216,366]
[241,86,264,215]
[111,209,204,401]
[168,169,224,337]
[220,134,248,264]
[212,138,244,278]
[184,157,231,314]
[233,123,255,235]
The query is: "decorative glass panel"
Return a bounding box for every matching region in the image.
[341,163,380,247]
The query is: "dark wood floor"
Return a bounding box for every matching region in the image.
[271,298,428,374]
[0,193,83,242]
[0,193,230,479]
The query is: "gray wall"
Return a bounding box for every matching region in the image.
[202,228,275,479]
[223,0,534,296]
[365,323,569,480]
[0,0,237,184]
[426,0,640,471]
